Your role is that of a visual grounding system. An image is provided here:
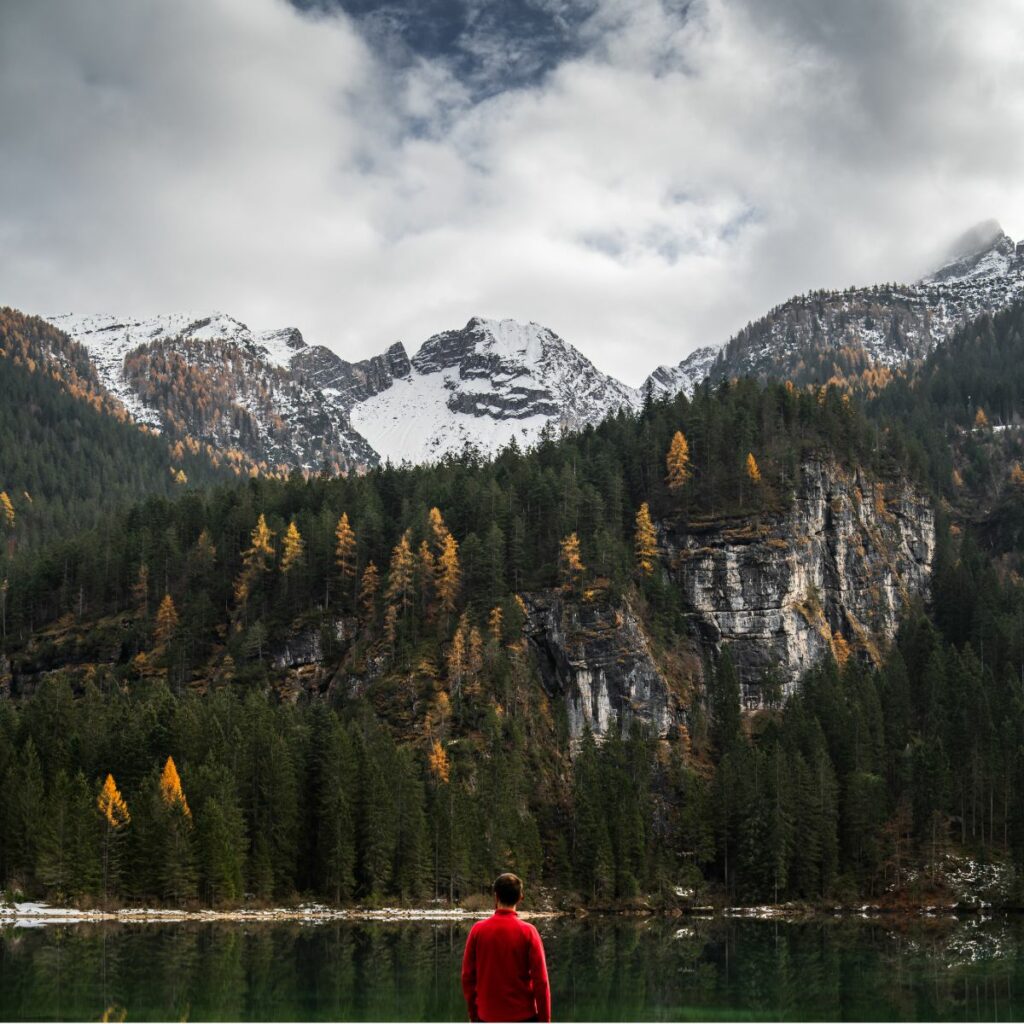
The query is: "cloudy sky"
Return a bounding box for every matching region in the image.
[2,0,1023,384]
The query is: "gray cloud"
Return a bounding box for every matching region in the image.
[1,0,1023,385]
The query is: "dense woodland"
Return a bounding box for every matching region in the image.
[3,305,1024,907]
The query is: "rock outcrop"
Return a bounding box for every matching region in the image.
[523,592,695,743]
[662,458,935,704]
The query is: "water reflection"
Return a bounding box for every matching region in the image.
[1,916,1022,1021]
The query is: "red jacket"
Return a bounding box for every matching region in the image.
[461,908,551,1023]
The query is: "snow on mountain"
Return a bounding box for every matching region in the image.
[45,218,1024,475]
[351,317,640,464]
[647,220,1024,398]
[45,311,378,472]
[43,311,641,471]
[643,346,719,399]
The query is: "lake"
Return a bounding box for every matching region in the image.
[2,915,1022,1021]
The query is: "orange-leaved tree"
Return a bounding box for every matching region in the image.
[666,431,691,492]
[634,502,657,576]
[97,773,130,905]
[280,520,304,574]
[154,593,179,648]
[559,532,585,590]
[334,512,357,594]
[159,756,191,820]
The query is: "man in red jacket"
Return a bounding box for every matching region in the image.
[461,873,551,1023]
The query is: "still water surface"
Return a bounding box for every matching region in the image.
[2,915,1023,1021]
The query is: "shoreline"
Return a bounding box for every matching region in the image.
[0,899,1006,928]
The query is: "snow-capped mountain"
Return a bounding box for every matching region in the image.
[41,219,1024,474]
[43,312,640,471]
[45,311,380,472]
[646,220,1024,396]
[644,346,718,400]
[351,318,640,464]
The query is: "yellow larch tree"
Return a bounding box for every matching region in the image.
[383,604,399,653]
[428,506,450,554]
[359,561,380,619]
[634,502,658,576]
[159,756,191,820]
[436,533,461,615]
[975,407,989,429]
[559,532,585,589]
[447,618,467,692]
[97,773,131,828]
[280,520,304,574]
[666,431,691,492]
[428,739,451,784]
[1011,462,1024,487]
[467,626,484,680]
[154,594,179,647]
[488,605,504,643]
[385,531,416,613]
[97,772,130,907]
[234,513,275,604]
[0,491,14,529]
[334,512,357,580]
[745,452,761,484]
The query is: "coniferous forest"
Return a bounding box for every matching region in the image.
[4,305,1024,909]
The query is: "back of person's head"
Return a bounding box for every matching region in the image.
[493,872,523,907]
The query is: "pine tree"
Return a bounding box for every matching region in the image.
[154,593,179,647]
[666,431,691,491]
[385,531,416,614]
[710,649,742,754]
[316,719,356,904]
[280,520,304,574]
[437,533,461,615]
[634,502,658,576]
[559,532,585,590]
[132,563,150,616]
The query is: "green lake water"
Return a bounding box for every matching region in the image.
[2,915,1023,1021]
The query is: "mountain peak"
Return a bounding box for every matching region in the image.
[922,219,1017,284]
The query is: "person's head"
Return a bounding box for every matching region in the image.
[493,873,523,909]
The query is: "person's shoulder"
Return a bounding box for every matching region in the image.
[519,918,542,939]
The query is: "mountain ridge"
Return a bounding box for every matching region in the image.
[40,218,1024,472]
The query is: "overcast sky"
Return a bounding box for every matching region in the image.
[2,0,1023,385]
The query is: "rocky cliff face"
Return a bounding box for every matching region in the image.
[523,592,694,743]
[662,458,935,704]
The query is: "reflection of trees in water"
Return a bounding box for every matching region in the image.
[2,918,1024,1021]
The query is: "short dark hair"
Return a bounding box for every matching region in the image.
[493,873,523,906]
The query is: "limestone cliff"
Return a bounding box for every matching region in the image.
[662,457,934,703]
[523,592,695,743]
